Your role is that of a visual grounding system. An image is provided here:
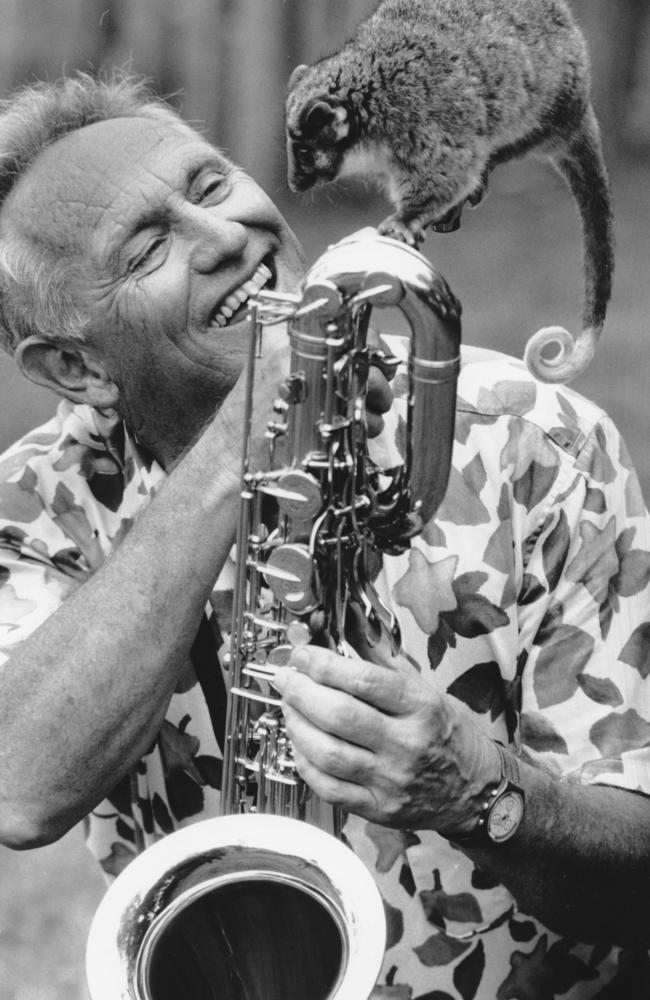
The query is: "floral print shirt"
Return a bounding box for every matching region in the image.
[2,345,650,999]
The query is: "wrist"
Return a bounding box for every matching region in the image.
[446,741,526,847]
[436,734,502,838]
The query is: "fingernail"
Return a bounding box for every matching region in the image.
[290,646,310,669]
[272,666,288,691]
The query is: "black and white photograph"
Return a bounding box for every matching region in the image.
[2,2,650,998]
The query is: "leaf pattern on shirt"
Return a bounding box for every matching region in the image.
[0,580,37,626]
[420,870,483,927]
[541,510,571,591]
[157,719,224,821]
[446,662,506,720]
[618,623,650,677]
[367,823,409,873]
[502,420,559,508]
[394,551,458,633]
[3,353,650,999]
[445,572,510,638]
[414,931,473,968]
[584,487,607,514]
[454,940,486,1000]
[532,625,595,709]
[576,674,624,707]
[97,841,136,878]
[0,467,45,522]
[436,464,490,526]
[370,985,413,1000]
[51,481,105,571]
[384,898,406,950]
[520,713,569,755]
[566,517,619,604]
[453,403,499,446]
[475,379,537,417]
[589,709,650,757]
[512,459,559,514]
[614,527,650,597]
[483,486,514,576]
[496,934,554,1000]
[546,940,599,994]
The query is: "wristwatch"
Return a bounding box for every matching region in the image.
[451,742,525,847]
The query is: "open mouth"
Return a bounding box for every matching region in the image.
[210,255,276,329]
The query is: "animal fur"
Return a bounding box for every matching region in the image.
[285,0,614,383]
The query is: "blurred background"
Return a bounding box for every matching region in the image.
[1,1,649,997]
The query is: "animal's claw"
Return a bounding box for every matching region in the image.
[377,215,425,246]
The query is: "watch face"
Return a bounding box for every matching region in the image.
[487,790,524,843]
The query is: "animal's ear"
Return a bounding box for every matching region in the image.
[288,64,310,90]
[301,100,350,140]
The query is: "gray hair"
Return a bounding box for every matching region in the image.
[0,71,187,355]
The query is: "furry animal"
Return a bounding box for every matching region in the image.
[285,0,614,384]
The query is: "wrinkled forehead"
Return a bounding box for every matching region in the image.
[0,116,213,259]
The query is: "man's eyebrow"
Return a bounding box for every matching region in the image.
[186,146,234,191]
[184,150,233,188]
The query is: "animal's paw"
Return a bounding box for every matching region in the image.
[377,214,425,246]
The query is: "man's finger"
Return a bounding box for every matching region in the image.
[283,700,377,782]
[276,644,422,716]
[290,750,376,816]
[274,665,387,751]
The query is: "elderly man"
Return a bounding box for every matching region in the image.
[1,72,650,999]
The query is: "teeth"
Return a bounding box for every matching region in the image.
[211,261,272,328]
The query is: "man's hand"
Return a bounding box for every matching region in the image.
[273,644,499,833]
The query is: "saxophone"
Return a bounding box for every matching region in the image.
[85,230,461,1000]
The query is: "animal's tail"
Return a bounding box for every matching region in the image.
[524,105,614,383]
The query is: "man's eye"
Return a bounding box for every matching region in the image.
[129,235,166,272]
[196,173,228,203]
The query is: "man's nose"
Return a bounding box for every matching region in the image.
[186,208,248,273]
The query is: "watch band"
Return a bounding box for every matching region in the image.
[496,740,521,786]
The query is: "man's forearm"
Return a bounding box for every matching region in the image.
[0,418,241,849]
[463,760,650,947]
[275,647,650,949]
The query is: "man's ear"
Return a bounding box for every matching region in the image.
[14,336,119,410]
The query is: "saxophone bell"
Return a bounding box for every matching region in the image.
[86,814,384,1000]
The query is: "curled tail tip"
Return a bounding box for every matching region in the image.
[523,325,601,384]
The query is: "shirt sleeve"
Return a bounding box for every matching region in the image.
[517,412,650,795]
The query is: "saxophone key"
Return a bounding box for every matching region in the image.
[265,543,317,612]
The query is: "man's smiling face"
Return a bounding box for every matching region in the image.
[2,115,305,462]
